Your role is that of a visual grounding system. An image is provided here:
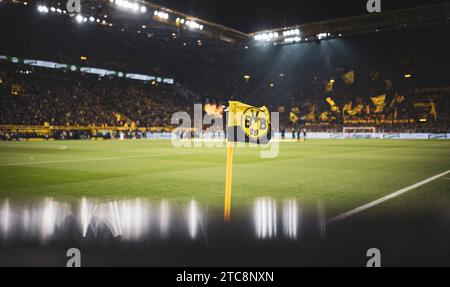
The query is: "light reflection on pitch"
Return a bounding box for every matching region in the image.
[252,198,326,240]
[0,197,206,242]
[0,197,326,242]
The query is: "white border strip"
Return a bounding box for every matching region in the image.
[328,170,450,223]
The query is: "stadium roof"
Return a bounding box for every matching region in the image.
[250,3,450,46]
[4,0,449,46]
[29,0,250,43]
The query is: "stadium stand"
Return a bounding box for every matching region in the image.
[0,1,449,140]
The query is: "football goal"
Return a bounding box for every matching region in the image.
[342,127,378,139]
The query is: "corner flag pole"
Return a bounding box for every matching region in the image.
[224,142,234,222]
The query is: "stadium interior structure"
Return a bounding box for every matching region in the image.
[1,0,450,268]
[0,0,449,140]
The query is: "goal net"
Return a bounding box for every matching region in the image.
[343,127,377,139]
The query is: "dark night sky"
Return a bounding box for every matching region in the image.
[149,0,448,32]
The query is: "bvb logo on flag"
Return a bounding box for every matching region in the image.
[241,107,269,140]
[227,101,271,144]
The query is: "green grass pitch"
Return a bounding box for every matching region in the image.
[0,139,449,217]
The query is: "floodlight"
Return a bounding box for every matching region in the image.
[75,14,83,23]
[37,5,49,13]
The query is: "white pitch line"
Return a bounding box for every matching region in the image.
[2,153,186,166]
[328,170,450,223]
[4,157,121,166]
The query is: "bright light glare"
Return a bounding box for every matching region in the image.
[254,32,279,41]
[159,200,170,237]
[0,198,206,241]
[185,20,202,30]
[317,33,328,40]
[75,14,83,23]
[187,200,201,239]
[283,28,300,36]
[254,198,277,239]
[154,10,169,20]
[115,0,142,13]
[282,199,298,239]
[0,199,10,237]
[284,36,301,43]
[37,5,49,13]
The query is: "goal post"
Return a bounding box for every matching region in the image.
[343,127,377,139]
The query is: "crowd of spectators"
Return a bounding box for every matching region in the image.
[0,65,192,127]
[0,4,449,136]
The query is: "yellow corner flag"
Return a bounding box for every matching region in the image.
[224,101,271,222]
